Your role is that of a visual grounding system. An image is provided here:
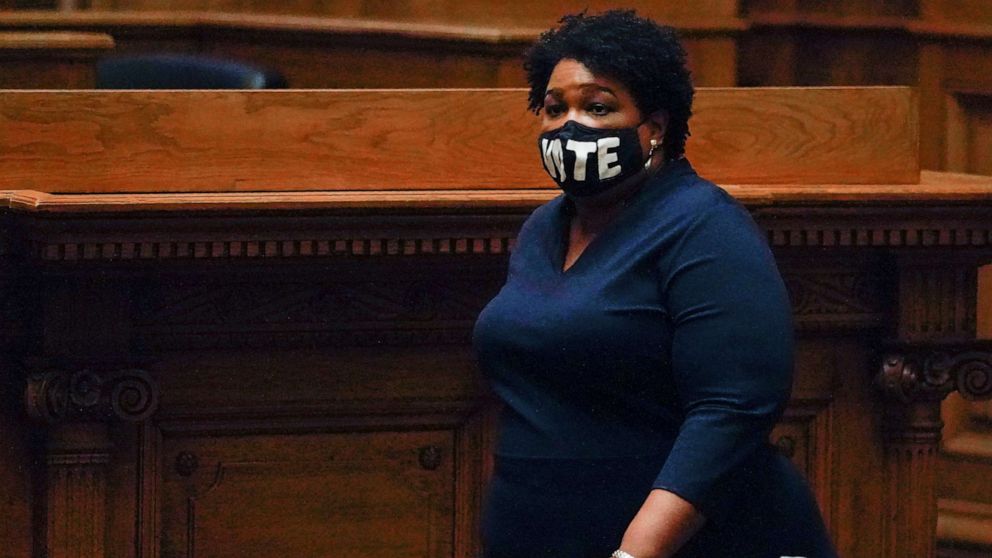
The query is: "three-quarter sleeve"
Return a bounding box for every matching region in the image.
[651,193,794,527]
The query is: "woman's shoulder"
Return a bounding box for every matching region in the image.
[515,193,563,240]
[647,161,750,229]
[642,163,775,276]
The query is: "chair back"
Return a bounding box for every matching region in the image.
[96,54,288,89]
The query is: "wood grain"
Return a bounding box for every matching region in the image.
[160,430,455,558]
[0,10,742,45]
[0,31,114,50]
[8,193,992,558]
[0,169,990,214]
[78,1,741,28]
[0,10,741,90]
[0,87,920,193]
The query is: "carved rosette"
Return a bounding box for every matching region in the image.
[25,367,159,424]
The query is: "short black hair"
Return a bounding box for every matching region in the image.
[524,9,694,160]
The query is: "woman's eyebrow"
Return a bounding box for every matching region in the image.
[579,83,617,97]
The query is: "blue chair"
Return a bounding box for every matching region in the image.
[96,54,288,89]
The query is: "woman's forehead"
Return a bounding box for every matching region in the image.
[545,59,627,98]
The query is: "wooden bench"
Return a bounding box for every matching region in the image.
[0,31,114,88]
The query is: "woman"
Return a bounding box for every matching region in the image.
[471,10,838,558]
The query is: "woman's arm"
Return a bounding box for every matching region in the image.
[620,190,795,555]
[618,488,706,558]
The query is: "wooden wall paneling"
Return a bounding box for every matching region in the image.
[771,330,841,529]
[159,429,456,557]
[3,87,990,558]
[935,259,992,555]
[0,12,532,89]
[738,28,799,86]
[0,87,921,193]
[791,31,918,86]
[104,421,144,558]
[920,0,992,23]
[795,31,869,85]
[21,268,154,558]
[938,457,992,554]
[681,36,739,88]
[493,57,525,89]
[81,0,742,26]
[821,336,887,556]
[0,31,114,88]
[777,254,891,554]
[918,41,947,170]
[799,0,919,16]
[126,257,502,557]
[937,498,992,557]
[0,359,35,558]
[882,253,992,558]
[738,2,992,180]
[453,400,499,558]
[196,37,516,89]
[745,0,918,15]
[745,0,799,15]
[0,219,39,558]
[23,250,508,557]
[7,0,59,8]
[428,0,743,27]
[945,92,992,175]
[0,12,742,89]
[931,42,992,176]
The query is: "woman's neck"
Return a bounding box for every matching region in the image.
[568,156,667,233]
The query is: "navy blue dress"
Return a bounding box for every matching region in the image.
[471,158,837,558]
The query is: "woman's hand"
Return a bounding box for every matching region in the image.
[616,488,707,558]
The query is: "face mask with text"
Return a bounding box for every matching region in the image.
[538,119,648,197]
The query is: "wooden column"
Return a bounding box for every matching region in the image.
[878,262,992,558]
[25,366,159,558]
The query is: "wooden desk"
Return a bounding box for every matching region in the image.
[0,10,741,88]
[0,87,990,558]
[0,31,113,87]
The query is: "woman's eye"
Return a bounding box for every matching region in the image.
[588,103,611,115]
[544,104,565,117]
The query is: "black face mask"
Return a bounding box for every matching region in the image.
[537,119,650,197]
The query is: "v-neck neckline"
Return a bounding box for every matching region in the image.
[550,157,693,277]
[553,180,647,276]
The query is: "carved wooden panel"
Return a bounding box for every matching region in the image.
[140,327,497,557]
[782,266,885,331]
[770,397,834,528]
[130,274,501,350]
[160,430,455,558]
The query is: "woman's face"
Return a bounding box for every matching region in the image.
[541,58,664,159]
